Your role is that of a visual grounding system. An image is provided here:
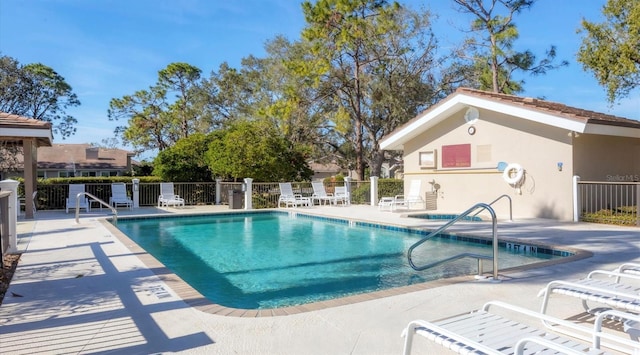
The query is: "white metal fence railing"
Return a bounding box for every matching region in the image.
[23,179,638,226]
[22,179,405,211]
[576,179,639,226]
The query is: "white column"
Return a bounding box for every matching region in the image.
[132,178,140,208]
[243,178,253,210]
[636,180,640,227]
[572,175,580,222]
[215,178,222,205]
[0,179,19,252]
[370,176,379,206]
[344,177,352,205]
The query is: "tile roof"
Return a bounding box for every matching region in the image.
[37,143,134,170]
[0,112,54,147]
[380,87,640,150]
[308,161,345,173]
[456,88,640,129]
[0,112,52,129]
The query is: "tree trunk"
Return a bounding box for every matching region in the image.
[490,33,499,92]
[369,148,383,178]
[354,60,365,181]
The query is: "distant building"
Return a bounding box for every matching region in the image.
[308,158,403,181]
[3,143,136,179]
[308,161,352,181]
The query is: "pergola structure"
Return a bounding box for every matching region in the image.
[0,112,53,219]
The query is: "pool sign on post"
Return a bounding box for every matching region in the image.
[243,178,253,210]
[132,178,139,208]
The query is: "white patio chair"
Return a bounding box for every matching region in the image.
[66,184,90,213]
[311,181,333,205]
[110,183,133,210]
[158,182,185,208]
[391,179,424,211]
[333,186,350,206]
[278,182,310,208]
[402,300,640,355]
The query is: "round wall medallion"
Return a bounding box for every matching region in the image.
[468,126,476,135]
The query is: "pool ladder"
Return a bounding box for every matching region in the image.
[471,194,512,222]
[407,202,498,280]
[74,192,118,224]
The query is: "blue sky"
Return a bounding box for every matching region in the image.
[1,0,638,160]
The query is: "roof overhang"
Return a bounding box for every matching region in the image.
[380,91,640,151]
[0,112,54,147]
[583,122,640,138]
[0,127,54,147]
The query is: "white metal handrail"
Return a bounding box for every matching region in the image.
[75,192,117,224]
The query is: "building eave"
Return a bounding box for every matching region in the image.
[380,89,640,151]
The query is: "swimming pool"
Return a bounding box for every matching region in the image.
[114,211,571,309]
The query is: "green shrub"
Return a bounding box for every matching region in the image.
[581,207,638,226]
[378,178,403,197]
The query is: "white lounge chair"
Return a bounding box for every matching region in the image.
[391,180,424,211]
[66,184,90,213]
[311,181,333,205]
[333,186,350,206]
[110,183,133,210]
[538,269,640,316]
[158,182,185,208]
[278,183,310,208]
[402,300,640,355]
[614,262,640,278]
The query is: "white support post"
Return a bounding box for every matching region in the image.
[0,179,19,253]
[344,177,352,205]
[370,176,379,206]
[243,178,253,210]
[132,178,140,209]
[215,178,222,205]
[636,181,640,227]
[572,175,580,222]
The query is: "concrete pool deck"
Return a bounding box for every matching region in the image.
[1,205,639,354]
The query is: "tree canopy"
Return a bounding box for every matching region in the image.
[577,0,640,103]
[105,0,578,182]
[0,54,80,137]
[452,0,567,94]
[300,0,443,179]
[153,132,215,182]
[108,62,207,154]
[205,120,313,182]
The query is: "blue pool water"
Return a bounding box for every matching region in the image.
[115,212,569,309]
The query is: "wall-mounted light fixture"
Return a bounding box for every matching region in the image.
[557,162,563,171]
